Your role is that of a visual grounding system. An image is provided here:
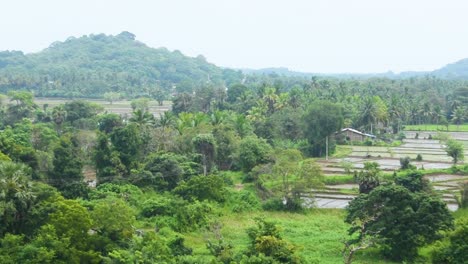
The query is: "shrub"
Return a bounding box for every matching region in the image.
[364,138,373,146]
[416,154,423,161]
[397,132,406,140]
[169,236,193,256]
[400,156,416,170]
[140,197,175,217]
[261,197,303,212]
[431,219,468,263]
[237,136,272,172]
[395,170,430,193]
[173,175,226,203]
[206,238,235,263]
[176,200,217,231]
[458,181,468,208]
[262,198,285,211]
[230,191,261,213]
[89,183,143,206]
[246,218,303,263]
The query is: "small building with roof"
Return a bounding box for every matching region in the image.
[338,128,376,142]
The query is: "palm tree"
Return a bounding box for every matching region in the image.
[0,161,35,235]
[274,93,289,110]
[262,87,279,114]
[52,105,67,133]
[247,100,268,122]
[157,111,175,131]
[192,112,208,127]
[451,106,466,130]
[129,109,154,127]
[358,96,388,134]
[232,114,251,138]
[176,112,194,135]
[210,110,226,126]
[420,102,433,130]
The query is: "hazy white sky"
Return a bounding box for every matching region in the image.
[1,0,468,73]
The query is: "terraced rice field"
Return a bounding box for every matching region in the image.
[34,98,171,117]
[310,131,468,211]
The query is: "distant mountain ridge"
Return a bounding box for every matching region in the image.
[241,59,468,79]
[0,31,467,99]
[432,58,468,79]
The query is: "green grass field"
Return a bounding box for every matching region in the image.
[185,209,396,263]
[404,124,468,132]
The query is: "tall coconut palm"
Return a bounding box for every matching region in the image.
[52,105,67,133]
[420,101,433,129]
[262,87,279,114]
[451,106,466,130]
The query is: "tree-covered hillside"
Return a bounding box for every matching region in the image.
[0,31,243,98]
[432,58,468,79]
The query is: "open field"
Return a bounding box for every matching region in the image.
[34,97,171,117]
[404,124,468,132]
[185,210,396,264]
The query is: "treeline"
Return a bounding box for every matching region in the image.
[174,76,467,144]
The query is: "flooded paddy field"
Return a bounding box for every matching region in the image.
[313,131,468,211]
[34,98,171,117]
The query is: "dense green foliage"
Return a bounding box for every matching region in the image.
[346,172,453,262]
[0,32,242,98]
[0,35,467,262]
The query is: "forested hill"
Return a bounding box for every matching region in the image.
[0,31,243,98]
[432,58,468,79]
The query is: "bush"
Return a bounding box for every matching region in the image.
[89,183,143,206]
[262,197,303,212]
[173,175,226,203]
[206,238,235,263]
[395,170,430,192]
[397,132,406,140]
[262,198,285,211]
[140,197,175,217]
[218,171,235,186]
[176,200,218,232]
[169,236,193,256]
[458,181,468,208]
[230,191,261,213]
[237,136,272,172]
[245,218,303,263]
[416,154,423,161]
[400,156,416,170]
[431,219,468,263]
[364,138,373,146]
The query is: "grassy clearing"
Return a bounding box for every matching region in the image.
[323,175,355,185]
[184,209,395,264]
[404,124,468,132]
